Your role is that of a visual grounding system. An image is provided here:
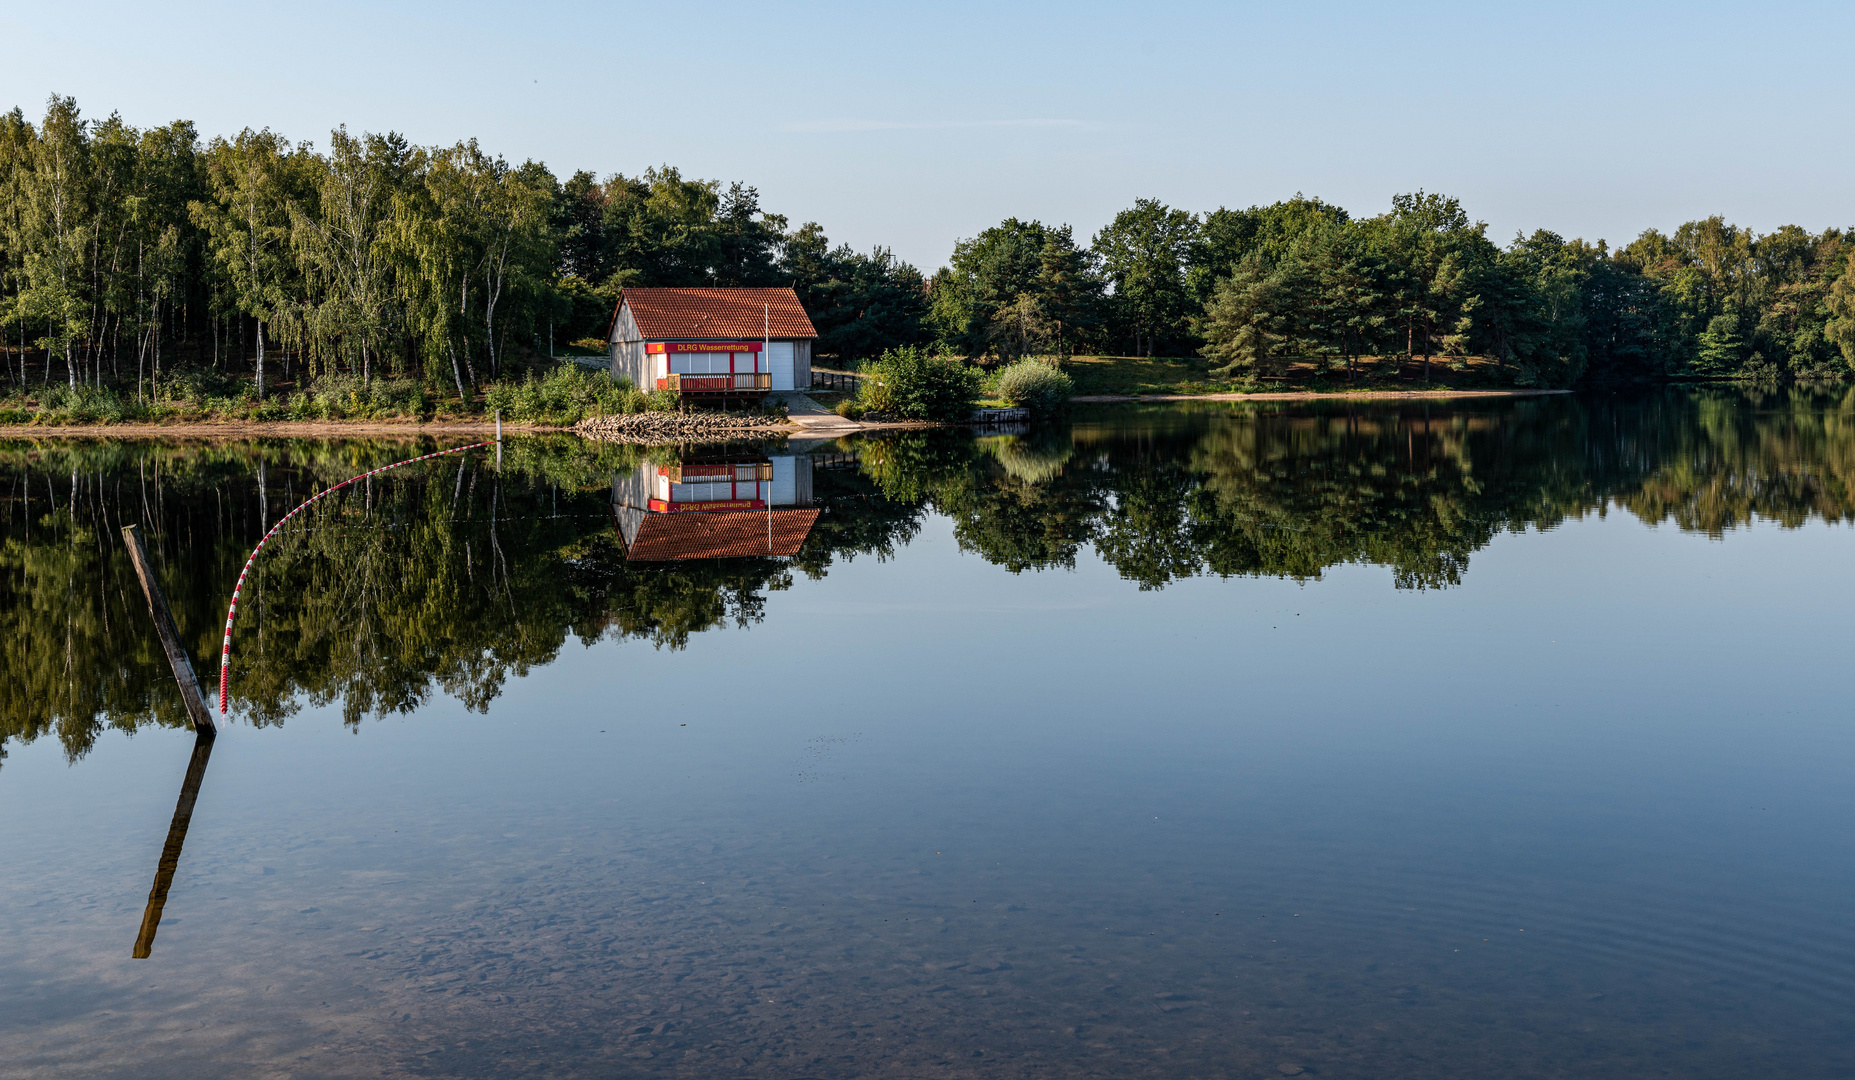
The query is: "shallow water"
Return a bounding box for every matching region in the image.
[2,387,1853,1078]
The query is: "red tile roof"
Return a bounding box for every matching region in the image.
[614,288,817,342]
[623,508,821,561]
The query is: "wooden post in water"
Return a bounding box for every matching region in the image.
[120,524,217,737]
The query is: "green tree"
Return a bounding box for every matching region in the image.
[284,127,411,383]
[192,129,297,398]
[1190,194,1348,306]
[782,222,929,363]
[1826,252,1855,368]
[1092,198,1198,356]
[1034,225,1104,357]
[1200,255,1304,378]
[928,217,1051,358]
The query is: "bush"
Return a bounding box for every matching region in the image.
[293,374,427,420]
[857,346,982,421]
[155,368,243,404]
[834,399,866,419]
[483,363,641,424]
[993,359,1075,415]
[38,384,135,423]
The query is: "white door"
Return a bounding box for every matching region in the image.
[767,341,795,391]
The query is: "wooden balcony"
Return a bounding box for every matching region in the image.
[657,373,770,393]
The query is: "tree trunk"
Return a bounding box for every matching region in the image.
[255,320,265,400]
[450,341,466,403]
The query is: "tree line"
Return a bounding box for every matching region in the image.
[3,95,1852,402]
[0,96,926,400]
[932,196,1855,386]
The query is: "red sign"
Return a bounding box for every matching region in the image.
[649,499,764,513]
[645,342,763,354]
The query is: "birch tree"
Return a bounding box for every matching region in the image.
[17,96,93,387]
[284,128,411,382]
[192,129,295,398]
[389,141,485,399]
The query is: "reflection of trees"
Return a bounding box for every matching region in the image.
[857,387,1855,593]
[789,451,925,578]
[1610,386,1855,535]
[10,387,1855,765]
[0,438,830,764]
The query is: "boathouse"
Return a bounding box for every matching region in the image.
[607,287,816,395]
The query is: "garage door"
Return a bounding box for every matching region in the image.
[767,342,795,391]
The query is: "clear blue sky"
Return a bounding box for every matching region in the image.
[4,0,1849,269]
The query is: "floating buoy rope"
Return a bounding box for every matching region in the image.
[218,442,491,717]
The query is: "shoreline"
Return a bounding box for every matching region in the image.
[0,388,1572,438]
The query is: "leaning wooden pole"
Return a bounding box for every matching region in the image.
[121,524,217,737]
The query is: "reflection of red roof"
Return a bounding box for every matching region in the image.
[616,288,817,341]
[624,509,820,561]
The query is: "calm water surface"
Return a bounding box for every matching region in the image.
[2,387,1852,1078]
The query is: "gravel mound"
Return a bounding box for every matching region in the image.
[575,411,788,443]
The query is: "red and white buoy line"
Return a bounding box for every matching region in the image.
[217,441,492,717]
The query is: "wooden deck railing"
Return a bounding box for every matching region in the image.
[659,373,770,392]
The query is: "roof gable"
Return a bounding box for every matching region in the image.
[615,287,817,342]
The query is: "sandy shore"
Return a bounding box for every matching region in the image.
[0,389,1571,439]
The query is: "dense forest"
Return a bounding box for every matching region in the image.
[2,96,1852,399]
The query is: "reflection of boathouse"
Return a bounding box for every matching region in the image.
[613,452,819,561]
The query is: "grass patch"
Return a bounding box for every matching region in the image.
[1060,355,1253,396]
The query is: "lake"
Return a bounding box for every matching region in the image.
[2,386,1852,1078]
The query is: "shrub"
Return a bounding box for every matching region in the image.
[993,359,1075,415]
[483,363,640,424]
[37,384,136,424]
[834,399,866,419]
[645,387,680,413]
[155,368,243,404]
[857,346,982,421]
[295,374,426,420]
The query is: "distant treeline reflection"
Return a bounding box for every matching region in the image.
[5,385,1853,762]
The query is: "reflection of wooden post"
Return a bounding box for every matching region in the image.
[120,525,217,736]
[133,730,215,958]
